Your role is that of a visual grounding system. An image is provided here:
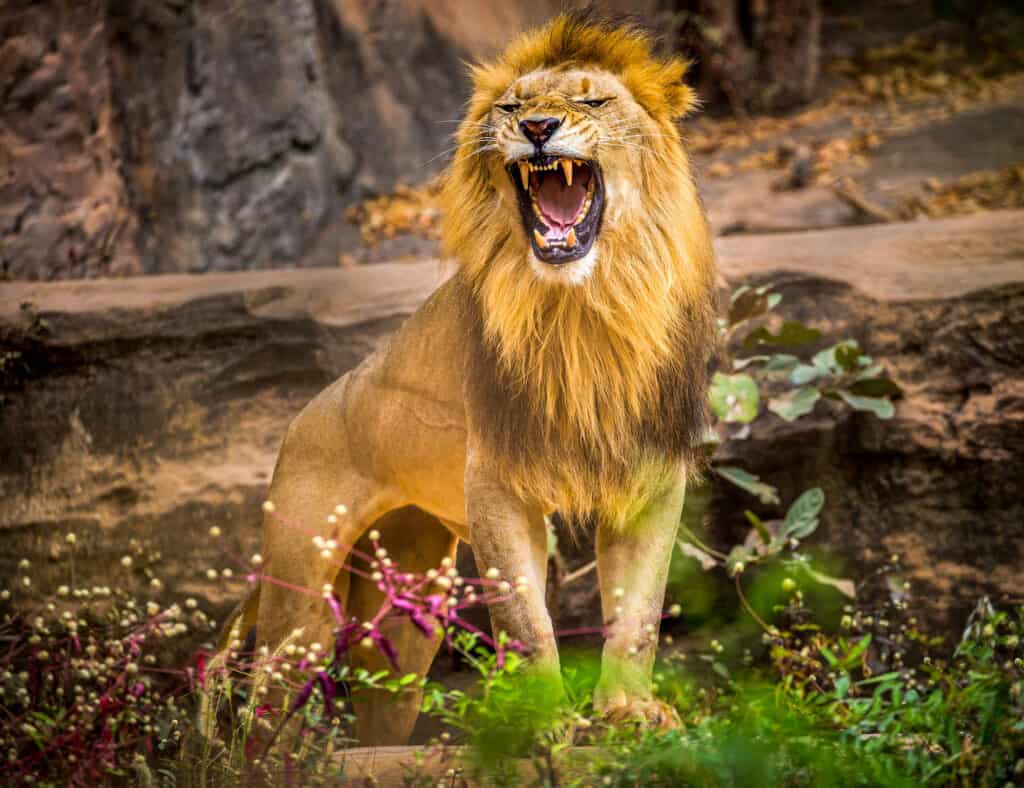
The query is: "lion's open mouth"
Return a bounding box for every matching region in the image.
[507,155,605,265]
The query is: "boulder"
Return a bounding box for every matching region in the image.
[1,212,1021,640]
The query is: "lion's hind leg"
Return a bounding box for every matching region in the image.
[345,506,460,746]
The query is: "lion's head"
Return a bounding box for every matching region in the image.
[442,13,705,287]
[443,15,717,521]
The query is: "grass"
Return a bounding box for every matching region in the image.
[1,522,1021,786]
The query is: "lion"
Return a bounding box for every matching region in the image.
[220,14,717,745]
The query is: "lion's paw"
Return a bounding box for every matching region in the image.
[595,697,682,732]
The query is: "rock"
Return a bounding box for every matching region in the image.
[0,262,450,648]
[0,1,141,280]
[1,212,1021,640]
[710,212,1024,632]
[0,0,655,280]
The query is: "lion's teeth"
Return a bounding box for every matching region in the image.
[533,229,548,248]
[566,227,577,246]
[518,161,530,190]
[561,158,573,187]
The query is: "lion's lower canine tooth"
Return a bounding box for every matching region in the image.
[567,227,577,246]
[533,229,548,248]
[518,161,530,190]
[561,158,573,187]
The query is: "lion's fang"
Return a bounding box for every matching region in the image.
[518,161,530,190]
[566,227,577,246]
[561,158,573,187]
[533,229,548,248]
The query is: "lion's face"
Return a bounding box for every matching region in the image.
[486,68,649,281]
[443,16,702,291]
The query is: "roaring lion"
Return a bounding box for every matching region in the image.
[226,14,716,744]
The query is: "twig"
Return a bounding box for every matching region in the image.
[561,560,597,586]
[735,574,772,633]
[832,179,898,223]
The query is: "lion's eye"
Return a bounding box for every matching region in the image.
[496,103,521,113]
[581,98,611,108]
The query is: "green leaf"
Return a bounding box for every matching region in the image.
[835,674,851,699]
[677,539,719,570]
[781,487,824,541]
[709,372,759,423]
[812,340,862,374]
[768,386,821,422]
[846,634,873,664]
[834,341,863,372]
[789,364,823,385]
[726,544,752,573]
[743,321,822,349]
[820,645,839,667]
[805,567,856,598]
[764,353,800,372]
[836,390,895,419]
[855,363,885,380]
[714,466,780,505]
[546,518,559,558]
[848,376,901,398]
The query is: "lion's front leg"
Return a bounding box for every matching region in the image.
[465,465,562,692]
[593,475,685,730]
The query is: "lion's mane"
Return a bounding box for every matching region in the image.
[442,14,718,524]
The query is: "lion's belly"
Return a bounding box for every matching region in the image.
[338,279,474,537]
[342,360,470,536]
[386,403,469,536]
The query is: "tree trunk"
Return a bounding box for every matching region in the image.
[662,0,822,112]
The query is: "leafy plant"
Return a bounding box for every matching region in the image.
[686,282,901,602]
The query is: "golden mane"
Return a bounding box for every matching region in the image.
[442,15,717,524]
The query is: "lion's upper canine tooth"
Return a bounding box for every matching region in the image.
[533,229,548,248]
[518,161,530,190]
[567,227,577,246]
[561,158,573,187]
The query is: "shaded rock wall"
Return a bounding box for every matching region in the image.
[0,1,139,280]
[1,0,654,280]
[1,213,1021,639]
[2,0,474,278]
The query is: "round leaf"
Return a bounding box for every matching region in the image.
[837,390,895,419]
[769,386,821,422]
[709,372,759,423]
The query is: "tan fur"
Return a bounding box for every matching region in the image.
[224,14,718,744]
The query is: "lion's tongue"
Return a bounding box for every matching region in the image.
[536,173,586,231]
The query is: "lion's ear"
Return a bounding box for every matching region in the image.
[665,82,698,118]
[662,57,697,119]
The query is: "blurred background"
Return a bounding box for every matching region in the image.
[2,0,1022,280]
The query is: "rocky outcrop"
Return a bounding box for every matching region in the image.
[0,1,139,280]
[0,261,448,644]
[711,213,1024,632]
[1,0,476,278]
[0,0,655,280]
[2,212,1022,638]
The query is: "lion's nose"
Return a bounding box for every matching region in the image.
[519,116,561,148]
